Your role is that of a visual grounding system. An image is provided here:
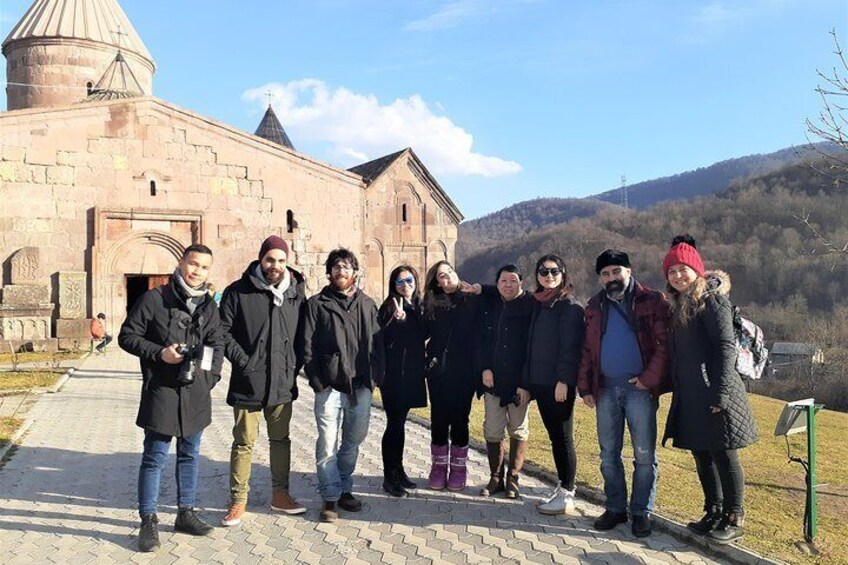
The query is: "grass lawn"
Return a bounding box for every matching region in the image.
[402,393,845,564]
[0,370,65,391]
[0,416,23,445]
[0,350,84,365]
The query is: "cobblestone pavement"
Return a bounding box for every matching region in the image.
[0,349,728,564]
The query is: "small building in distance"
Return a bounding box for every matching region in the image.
[768,342,825,378]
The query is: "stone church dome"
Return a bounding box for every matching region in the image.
[2,0,156,110]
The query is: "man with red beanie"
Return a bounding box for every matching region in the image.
[219,235,307,526]
[577,250,670,537]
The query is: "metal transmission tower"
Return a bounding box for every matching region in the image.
[621,175,629,210]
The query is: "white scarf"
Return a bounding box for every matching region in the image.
[252,263,290,306]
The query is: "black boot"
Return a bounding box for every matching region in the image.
[397,466,418,490]
[708,511,745,544]
[687,505,723,535]
[505,438,527,500]
[138,513,161,552]
[480,441,505,497]
[383,469,409,498]
[174,507,214,536]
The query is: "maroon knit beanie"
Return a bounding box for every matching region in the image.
[258,236,289,261]
[662,242,705,277]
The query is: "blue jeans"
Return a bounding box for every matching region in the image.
[314,387,372,502]
[596,385,658,516]
[138,429,203,516]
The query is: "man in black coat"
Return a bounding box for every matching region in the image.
[219,236,308,527]
[300,248,384,523]
[118,244,224,553]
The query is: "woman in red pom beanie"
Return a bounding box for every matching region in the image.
[661,235,757,545]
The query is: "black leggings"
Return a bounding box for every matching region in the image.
[691,449,745,513]
[430,389,473,447]
[531,383,577,490]
[382,406,410,471]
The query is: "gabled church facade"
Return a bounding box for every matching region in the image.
[0,0,461,350]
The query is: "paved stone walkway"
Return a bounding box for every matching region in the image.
[0,349,728,564]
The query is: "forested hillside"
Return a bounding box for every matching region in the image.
[456,198,615,262]
[457,159,848,408]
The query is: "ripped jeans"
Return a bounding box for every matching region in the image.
[595,384,658,516]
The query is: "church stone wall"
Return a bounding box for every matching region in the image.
[0,97,365,322]
[362,155,458,300]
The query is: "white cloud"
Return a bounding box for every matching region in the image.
[692,0,791,27]
[404,0,540,32]
[404,0,480,32]
[243,79,522,178]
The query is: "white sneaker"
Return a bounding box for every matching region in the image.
[536,484,562,506]
[537,487,575,515]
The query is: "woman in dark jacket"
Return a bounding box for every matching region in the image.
[378,265,427,497]
[517,254,585,516]
[423,260,481,492]
[476,264,533,499]
[662,236,757,544]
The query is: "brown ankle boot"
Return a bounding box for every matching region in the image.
[505,438,527,499]
[479,441,505,497]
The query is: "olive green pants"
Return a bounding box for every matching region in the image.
[229,403,293,505]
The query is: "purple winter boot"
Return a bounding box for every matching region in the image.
[448,444,469,491]
[428,444,449,490]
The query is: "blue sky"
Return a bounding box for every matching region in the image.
[1,0,846,219]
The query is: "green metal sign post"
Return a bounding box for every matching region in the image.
[804,403,824,543]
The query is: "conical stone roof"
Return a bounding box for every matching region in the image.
[2,0,155,67]
[255,105,295,150]
[81,51,143,101]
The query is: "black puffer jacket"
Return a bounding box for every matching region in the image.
[523,295,586,388]
[476,289,533,405]
[663,271,758,451]
[119,281,224,438]
[220,262,306,408]
[378,298,427,411]
[301,286,385,395]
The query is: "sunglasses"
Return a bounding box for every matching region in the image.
[394,276,415,286]
[537,267,562,277]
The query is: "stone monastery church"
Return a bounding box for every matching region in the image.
[0,0,462,351]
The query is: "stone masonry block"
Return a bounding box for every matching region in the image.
[2,285,51,305]
[55,318,92,338]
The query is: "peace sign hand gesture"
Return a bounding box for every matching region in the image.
[391,297,407,321]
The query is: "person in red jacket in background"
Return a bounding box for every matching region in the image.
[577,250,670,538]
[91,313,112,354]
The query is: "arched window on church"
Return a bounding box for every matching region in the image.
[402,203,408,223]
[86,82,93,95]
[286,209,295,233]
[149,180,157,196]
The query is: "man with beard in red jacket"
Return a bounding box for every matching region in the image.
[577,250,670,538]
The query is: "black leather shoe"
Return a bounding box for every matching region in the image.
[687,506,723,535]
[320,501,338,523]
[593,510,628,531]
[174,508,213,536]
[383,470,409,498]
[397,466,418,490]
[338,492,363,512]
[631,514,652,538]
[708,511,745,544]
[138,513,161,552]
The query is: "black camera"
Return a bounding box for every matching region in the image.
[176,344,197,386]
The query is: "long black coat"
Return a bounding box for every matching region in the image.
[425,292,480,411]
[663,286,758,451]
[378,298,427,411]
[219,263,306,409]
[118,281,224,438]
[301,286,385,394]
[523,295,586,388]
[476,289,533,405]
